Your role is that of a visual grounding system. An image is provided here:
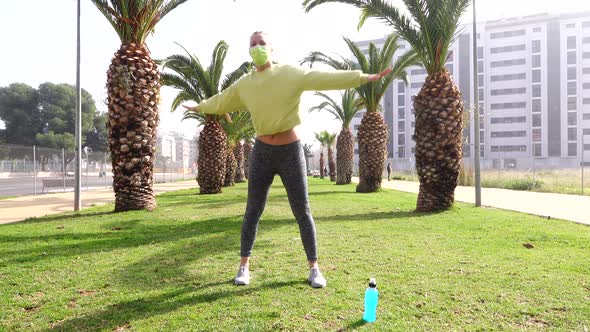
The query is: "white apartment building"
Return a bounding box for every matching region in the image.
[352,11,590,170]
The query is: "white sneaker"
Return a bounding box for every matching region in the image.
[234,265,250,285]
[308,267,327,288]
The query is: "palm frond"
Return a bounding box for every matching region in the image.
[90,0,190,43]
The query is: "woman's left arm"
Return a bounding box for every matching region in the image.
[301,67,392,91]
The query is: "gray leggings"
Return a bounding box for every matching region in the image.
[241,139,317,261]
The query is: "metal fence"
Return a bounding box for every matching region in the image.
[0,144,196,198]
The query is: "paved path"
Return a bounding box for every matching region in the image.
[0,181,198,225]
[352,177,590,226]
[3,177,588,226]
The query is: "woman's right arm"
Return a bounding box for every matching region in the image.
[184,81,244,115]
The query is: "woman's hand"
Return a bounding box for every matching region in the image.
[367,68,393,82]
[182,105,200,112]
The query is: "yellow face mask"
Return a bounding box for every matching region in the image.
[249,46,269,66]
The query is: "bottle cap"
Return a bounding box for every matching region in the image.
[369,277,377,288]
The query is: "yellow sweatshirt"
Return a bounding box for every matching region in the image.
[197,63,369,136]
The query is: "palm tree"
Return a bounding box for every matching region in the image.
[309,89,361,184]
[302,33,417,192]
[304,0,469,211]
[243,135,254,180]
[158,41,251,194]
[321,131,337,182]
[221,111,254,187]
[302,143,314,175]
[91,0,189,211]
[314,132,326,179]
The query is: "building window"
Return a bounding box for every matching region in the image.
[398,134,405,146]
[398,108,405,119]
[566,23,576,28]
[491,73,526,82]
[410,82,423,89]
[490,29,525,39]
[398,146,405,158]
[568,143,577,156]
[490,58,526,67]
[532,69,541,83]
[398,95,405,106]
[568,81,577,96]
[568,128,577,141]
[584,129,590,135]
[584,113,590,120]
[532,128,542,142]
[446,63,453,74]
[568,112,577,126]
[583,83,590,90]
[398,82,405,93]
[532,99,541,112]
[490,44,526,54]
[480,131,485,143]
[491,116,527,124]
[584,52,590,59]
[584,68,590,75]
[532,54,541,68]
[479,88,485,101]
[490,145,527,152]
[567,67,577,80]
[533,143,542,156]
[532,40,541,53]
[584,98,590,104]
[490,131,527,138]
[477,60,484,73]
[411,122,415,128]
[398,121,405,132]
[532,84,541,98]
[490,102,526,110]
[568,97,577,110]
[447,51,453,61]
[411,68,427,75]
[567,51,576,65]
[567,36,576,49]
[477,46,484,59]
[478,74,484,85]
[354,124,360,130]
[533,27,542,32]
[533,114,542,127]
[491,87,526,96]
[584,37,590,44]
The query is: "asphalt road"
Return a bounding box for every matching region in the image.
[0,173,195,197]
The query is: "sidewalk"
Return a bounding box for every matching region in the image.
[0,181,198,225]
[352,177,590,226]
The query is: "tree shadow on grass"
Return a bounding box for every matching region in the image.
[315,209,442,223]
[45,280,303,332]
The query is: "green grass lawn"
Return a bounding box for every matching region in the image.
[1,178,589,331]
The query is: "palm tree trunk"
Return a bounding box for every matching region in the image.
[319,148,325,179]
[234,141,246,183]
[224,148,236,187]
[107,43,158,211]
[327,146,336,182]
[336,128,354,185]
[197,120,226,194]
[356,112,387,193]
[414,70,464,211]
[243,140,253,180]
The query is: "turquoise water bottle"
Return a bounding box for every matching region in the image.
[363,277,378,322]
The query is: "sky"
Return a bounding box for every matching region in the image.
[0,0,588,148]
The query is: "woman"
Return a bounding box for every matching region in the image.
[184,31,391,288]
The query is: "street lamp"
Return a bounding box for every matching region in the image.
[74,0,82,210]
[472,0,482,206]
